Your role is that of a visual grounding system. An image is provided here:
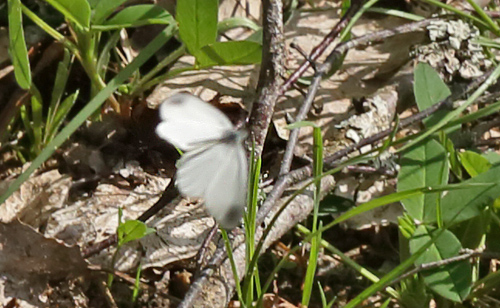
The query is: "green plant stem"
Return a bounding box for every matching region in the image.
[465,0,500,35]
[221,229,246,308]
[419,0,487,28]
[296,224,400,299]
[367,7,425,21]
[130,44,186,95]
[339,0,378,42]
[20,4,79,57]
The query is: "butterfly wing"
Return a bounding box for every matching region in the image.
[176,138,248,229]
[156,93,235,151]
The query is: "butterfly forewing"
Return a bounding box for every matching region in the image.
[156,93,235,151]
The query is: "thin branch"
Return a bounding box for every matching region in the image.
[247,0,285,158]
[389,249,500,287]
[281,0,366,93]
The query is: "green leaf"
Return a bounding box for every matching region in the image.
[8,0,31,90]
[410,226,471,302]
[46,91,79,142]
[333,183,476,226]
[177,0,218,57]
[197,41,262,68]
[117,220,155,245]
[45,0,91,28]
[398,139,449,223]
[414,62,451,127]
[439,132,462,179]
[483,151,500,165]
[87,0,100,9]
[100,5,174,29]
[46,48,71,140]
[440,163,500,226]
[459,151,491,177]
[30,91,43,153]
[92,0,128,24]
[318,194,355,216]
[286,120,319,130]
[218,17,260,32]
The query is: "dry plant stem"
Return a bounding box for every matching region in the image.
[279,74,322,176]
[389,249,500,287]
[280,0,366,93]
[247,0,285,158]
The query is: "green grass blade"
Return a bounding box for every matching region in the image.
[45,0,91,28]
[46,91,79,143]
[302,127,323,306]
[8,0,31,90]
[0,25,175,205]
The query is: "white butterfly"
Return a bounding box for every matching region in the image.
[156,93,248,229]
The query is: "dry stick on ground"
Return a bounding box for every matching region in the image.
[389,249,500,287]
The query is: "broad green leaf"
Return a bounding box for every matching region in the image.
[8,0,31,89]
[101,5,174,28]
[45,0,91,28]
[333,183,478,226]
[410,226,471,302]
[454,211,489,250]
[87,0,100,9]
[117,220,155,245]
[398,139,448,223]
[414,62,451,127]
[92,0,128,24]
[197,41,262,68]
[440,163,500,226]
[177,0,218,57]
[483,151,500,164]
[459,151,491,177]
[399,63,500,154]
